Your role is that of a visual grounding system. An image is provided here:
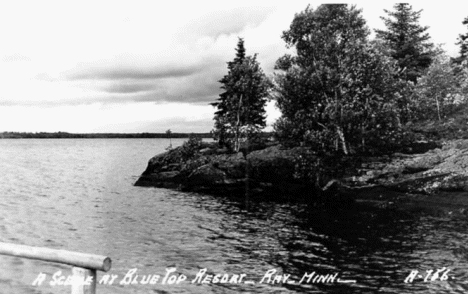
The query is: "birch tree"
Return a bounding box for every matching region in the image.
[274,4,405,154]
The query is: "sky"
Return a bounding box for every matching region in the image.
[0,1,467,133]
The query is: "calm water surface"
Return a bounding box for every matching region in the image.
[1,139,468,293]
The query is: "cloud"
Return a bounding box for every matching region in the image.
[181,6,276,39]
[12,1,461,132]
[67,65,200,81]
[103,81,157,94]
[61,56,226,103]
[108,75,222,104]
[2,54,31,62]
[0,1,290,111]
[0,73,223,106]
[55,54,228,104]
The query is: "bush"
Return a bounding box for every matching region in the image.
[180,134,203,161]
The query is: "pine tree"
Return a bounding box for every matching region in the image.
[211,39,246,147]
[375,4,435,82]
[453,16,468,65]
[211,38,270,152]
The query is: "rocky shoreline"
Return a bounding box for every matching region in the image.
[135,139,468,212]
[135,142,311,199]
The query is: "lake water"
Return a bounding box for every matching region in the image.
[1,139,468,293]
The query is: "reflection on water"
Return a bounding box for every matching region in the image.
[0,139,468,293]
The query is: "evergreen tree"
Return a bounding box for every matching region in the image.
[453,16,468,65]
[211,38,246,147]
[211,38,270,152]
[274,4,406,155]
[375,4,435,82]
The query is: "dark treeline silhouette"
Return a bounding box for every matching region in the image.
[0,131,274,139]
[0,131,213,139]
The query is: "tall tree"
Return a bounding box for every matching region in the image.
[211,38,270,152]
[375,4,435,83]
[211,38,246,147]
[453,16,468,65]
[274,4,406,155]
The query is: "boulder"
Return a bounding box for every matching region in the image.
[199,148,215,155]
[348,140,468,195]
[135,143,314,199]
[134,171,181,187]
[186,164,226,186]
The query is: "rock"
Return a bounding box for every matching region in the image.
[384,173,450,194]
[156,171,180,180]
[135,142,313,199]
[135,138,468,204]
[352,139,468,195]
[215,158,246,178]
[167,163,180,170]
[439,174,468,191]
[449,140,468,150]
[134,171,181,187]
[186,164,226,186]
[248,145,300,183]
[199,148,215,155]
[144,152,170,173]
[215,147,229,154]
[401,141,440,154]
[402,166,430,174]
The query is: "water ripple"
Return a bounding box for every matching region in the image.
[1,139,468,293]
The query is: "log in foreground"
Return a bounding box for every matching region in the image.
[0,242,111,272]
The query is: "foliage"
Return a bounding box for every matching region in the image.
[180,134,203,161]
[179,156,211,177]
[274,4,407,155]
[412,54,463,122]
[292,148,363,189]
[211,38,271,152]
[453,17,468,65]
[292,149,320,184]
[407,103,468,141]
[375,4,436,83]
[458,61,468,95]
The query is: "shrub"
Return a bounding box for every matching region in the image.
[180,134,203,161]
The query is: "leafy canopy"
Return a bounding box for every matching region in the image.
[274,4,407,155]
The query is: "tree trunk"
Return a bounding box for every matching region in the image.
[435,97,441,122]
[337,127,348,155]
[245,132,250,208]
[361,124,365,149]
[235,94,243,152]
[315,157,322,191]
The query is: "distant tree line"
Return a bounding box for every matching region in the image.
[0,132,213,139]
